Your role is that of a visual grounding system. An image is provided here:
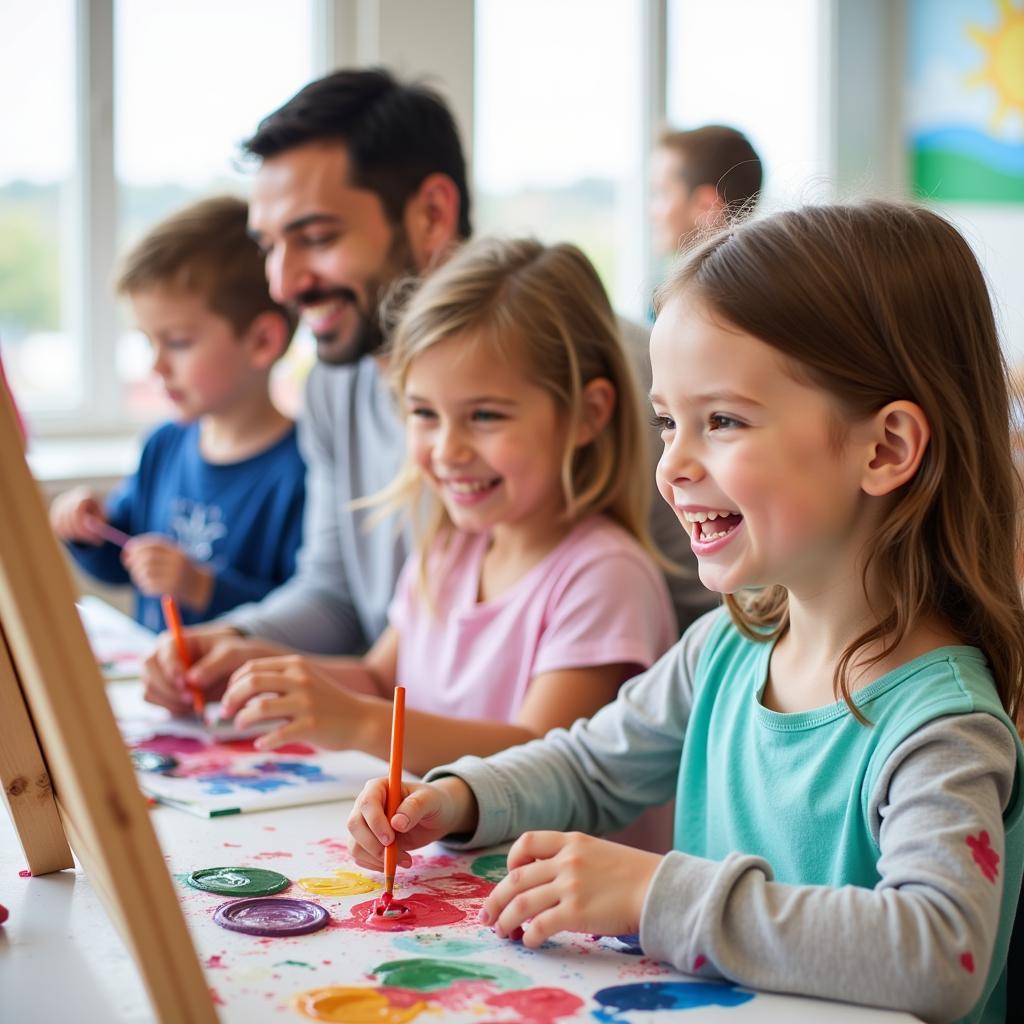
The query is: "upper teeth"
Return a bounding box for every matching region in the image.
[447,480,493,494]
[303,301,341,319]
[683,510,735,523]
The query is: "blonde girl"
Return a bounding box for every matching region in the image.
[350,203,1024,1024]
[221,238,676,774]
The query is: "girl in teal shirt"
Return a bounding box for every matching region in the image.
[349,202,1024,1024]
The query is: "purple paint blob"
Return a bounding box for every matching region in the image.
[213,897,330,937]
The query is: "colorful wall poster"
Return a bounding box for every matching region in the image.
[907,0,1024,202]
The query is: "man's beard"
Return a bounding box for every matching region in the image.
[299,229,418,367]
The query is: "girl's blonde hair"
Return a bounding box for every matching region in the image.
[379,236,654,595]
[657,201,1024,731]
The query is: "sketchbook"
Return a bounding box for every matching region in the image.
[108,681,391,818]
[77,594,157,679]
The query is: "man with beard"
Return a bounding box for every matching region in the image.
[142,68,713,712]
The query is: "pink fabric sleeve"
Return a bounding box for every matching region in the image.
[532,550,675,677]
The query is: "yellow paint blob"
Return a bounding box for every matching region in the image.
[292,986,426,1023]
[296,870,381,897]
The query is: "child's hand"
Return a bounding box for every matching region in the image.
[220,655,368,750]
[50,487,107,544]
[121,534,213,610]
[479,831,662,948]
[347,776,478,871]
[142,625,282,713]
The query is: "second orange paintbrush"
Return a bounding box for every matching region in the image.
[160,593,204,718]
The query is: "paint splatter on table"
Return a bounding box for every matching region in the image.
[168,837,761,1023]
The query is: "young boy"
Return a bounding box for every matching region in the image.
[50,195,305,632]
[649,125,762,256]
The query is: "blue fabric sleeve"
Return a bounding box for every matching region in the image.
[62,462,142,585]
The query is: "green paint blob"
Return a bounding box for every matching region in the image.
[130,750,177,773]
[186,866,290,897]
[469,853,508,883]
[392,933,489,957]
[274,960,316,970]
[371,958,530,992]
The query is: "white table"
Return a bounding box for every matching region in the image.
[0,690,920,1024]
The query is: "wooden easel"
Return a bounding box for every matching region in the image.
[0,381,216,1023]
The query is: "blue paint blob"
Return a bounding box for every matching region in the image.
[596,933,644,956]
[591,981,754,1020]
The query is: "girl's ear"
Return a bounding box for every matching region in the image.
[403,173,461,271]
[575,378,616,447]
[244,310,290,370]
[861,400,930,497]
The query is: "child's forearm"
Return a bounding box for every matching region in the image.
[311,657,391,697]
[353,702,541,776]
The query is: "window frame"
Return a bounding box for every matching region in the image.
[32,0,855,441]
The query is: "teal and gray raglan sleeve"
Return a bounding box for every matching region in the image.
[423,609,721,847]
[640,712,1017,1023]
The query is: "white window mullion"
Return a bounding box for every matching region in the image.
[73,0,119,431]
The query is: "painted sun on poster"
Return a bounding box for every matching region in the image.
[908,0,1024,202]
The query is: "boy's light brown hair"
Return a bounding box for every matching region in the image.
[658,125,762,214]
[115,195,298,345]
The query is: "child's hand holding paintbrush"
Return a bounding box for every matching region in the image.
[160,594,206,719]
[347,726,481,881]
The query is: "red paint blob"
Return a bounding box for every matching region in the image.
[375,890,394,916]
[484,987,584,1024]
[18,870,31,878]
[961,951,975,974]
[135,734,207,756]
[693,954,707,971]
[337,892,466,931]
[0,903,9,925]
[421,872,495,900]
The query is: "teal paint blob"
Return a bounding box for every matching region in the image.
[371,957,531,992]
[592,981,755,1020]
[392,933,490,957]
[469,853,508,883]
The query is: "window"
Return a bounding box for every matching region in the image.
[0,2,77,414]
[474,0,647,319]
[0,0,317,434]
[666,0,828,209]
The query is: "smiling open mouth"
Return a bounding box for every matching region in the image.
[683,509,743,543]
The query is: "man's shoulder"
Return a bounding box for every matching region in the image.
[614,313,652,392]
[615,313,651,352]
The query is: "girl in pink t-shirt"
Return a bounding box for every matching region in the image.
[221,238,677,774]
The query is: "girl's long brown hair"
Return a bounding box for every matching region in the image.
[657,201,1024,731]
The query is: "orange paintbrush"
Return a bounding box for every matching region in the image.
[383,685,406,905]
[160,593,204,718]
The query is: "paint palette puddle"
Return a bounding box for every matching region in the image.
[298,870,381,897]
[592,980,755,1019]
[130,750,177,772]
[292,986,426,1023]
[187,866,290,897]
[214,897,330,937]
[337,893,466,931]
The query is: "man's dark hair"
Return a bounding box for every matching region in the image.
[658,125,762,213]
[243,68,472,239]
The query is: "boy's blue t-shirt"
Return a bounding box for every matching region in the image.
[68,421,306,630]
